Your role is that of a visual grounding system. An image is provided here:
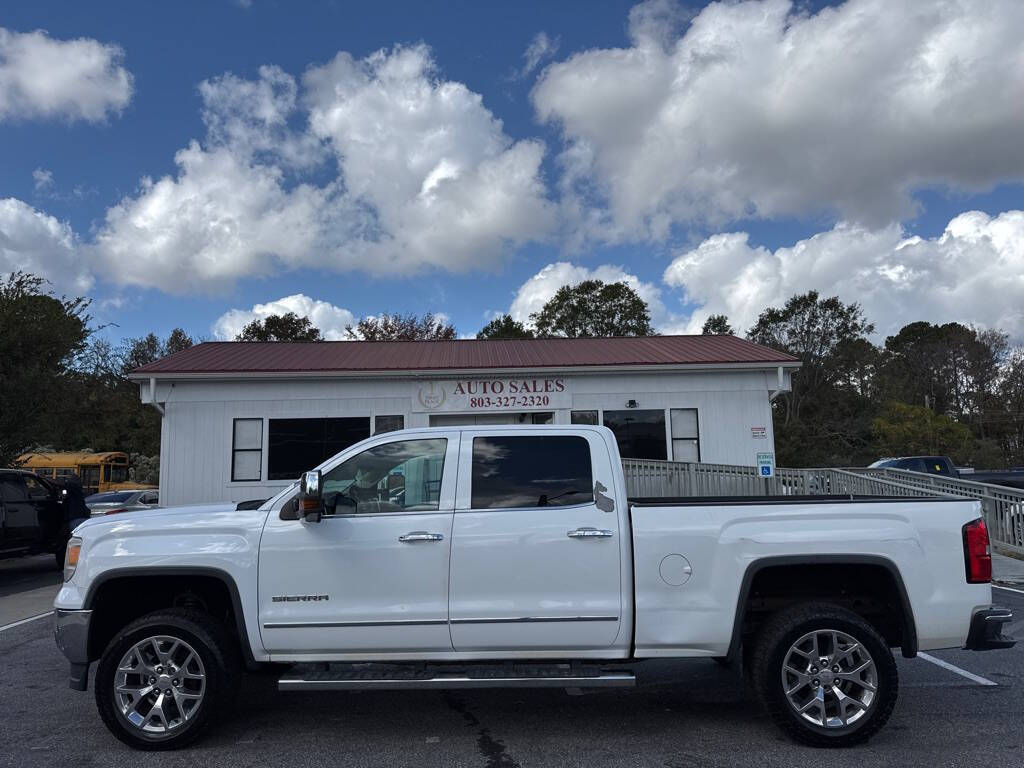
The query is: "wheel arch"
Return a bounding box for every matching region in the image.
[727,554,918,661]
[83,566,255,666]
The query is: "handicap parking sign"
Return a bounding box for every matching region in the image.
[756,452,775,478]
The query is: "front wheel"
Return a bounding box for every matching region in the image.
[750,602,898,747]
[94,609,240,750]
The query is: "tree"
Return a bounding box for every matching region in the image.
[872,402,974,461]
[236,312,322,342]
[876,322,1007,424]
[164,328,195,356]
[346,312,456,341]
[530,280,653,338]
[0,273,91,465]
[476,314,535,340]
[54,328,195,457]
[702,314,734,335]
[994,347,1024,466]
[748,291,877,466]
[123,328,195,372]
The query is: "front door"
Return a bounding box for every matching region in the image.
[258,433,459,655]
[448,430,623,652]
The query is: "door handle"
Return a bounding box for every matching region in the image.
[567,527,614,539]
[398,531,445,542]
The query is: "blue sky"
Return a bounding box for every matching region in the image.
[2,0,1023,344]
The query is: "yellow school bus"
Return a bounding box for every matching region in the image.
[18,452,155,496]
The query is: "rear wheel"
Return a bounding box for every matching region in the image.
[750,602,898,747]
[94,609,240,750]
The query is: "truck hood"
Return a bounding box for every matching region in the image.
[72,502,248,535]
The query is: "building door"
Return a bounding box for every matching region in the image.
[258,433,459,656]
[449,430,622,652]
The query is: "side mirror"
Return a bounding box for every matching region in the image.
[299,470,324,523]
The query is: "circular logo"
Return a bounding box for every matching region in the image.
[417,382,446,410]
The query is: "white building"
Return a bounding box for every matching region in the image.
[131,336,799,506]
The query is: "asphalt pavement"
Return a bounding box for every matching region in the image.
[1,556,1022,767]
[0,553,61,627]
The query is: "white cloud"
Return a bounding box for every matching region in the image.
[199,65,324,169]
[94,142,330,292]
[509,261,672,330]
[0,27,132,122]
[664,210,1024,340]
[0,197,92,294]
[32,167,53,191]
[304,44,556,273]
[519,32,560,78]
[212,294,356,340]
[94,45,555,292]
[534,0,1024,241]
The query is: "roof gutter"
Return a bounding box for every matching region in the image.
[128,360,802,383]
[145,377,165,416]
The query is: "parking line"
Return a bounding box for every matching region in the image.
[993,584,1024,596]
[917,652,997,686]
[0,612,52,633]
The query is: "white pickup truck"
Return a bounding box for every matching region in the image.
[54,425,1014,750]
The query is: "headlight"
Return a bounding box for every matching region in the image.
[64,537,82,583]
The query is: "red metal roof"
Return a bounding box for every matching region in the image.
[131,335,798,377]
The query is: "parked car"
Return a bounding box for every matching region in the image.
[1,468,80,568]
[870,456,1024,490]
[85,490,160,515]
[55,425,1014,750]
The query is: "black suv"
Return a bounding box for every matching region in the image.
[0,469,78,568]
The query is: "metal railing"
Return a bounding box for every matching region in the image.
[620,459,1024,555]
[849,467,1024,555]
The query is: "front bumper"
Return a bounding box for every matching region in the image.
[965,607,1016,651]
[54,608,92,690]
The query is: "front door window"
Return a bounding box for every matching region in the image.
[321,438,448,515]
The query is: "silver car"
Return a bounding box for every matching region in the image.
[85,490,159,515]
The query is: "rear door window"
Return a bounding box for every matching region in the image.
[470,436,594,509]
[0,476,29,503]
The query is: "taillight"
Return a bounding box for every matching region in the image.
[104,507,128,515]
[963,518,992,583]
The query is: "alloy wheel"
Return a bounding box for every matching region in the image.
[113,635,207,734]
[780,628,878,728]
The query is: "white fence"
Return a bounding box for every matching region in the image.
[620,459,1024,556]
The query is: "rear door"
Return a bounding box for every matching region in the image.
[448,429,622,652]
[0,475,38,549]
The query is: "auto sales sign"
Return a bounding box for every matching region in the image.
[412,377,571,413]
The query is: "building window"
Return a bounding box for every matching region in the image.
[374,415,404,434]
[267,417,370,481]
[232,418,263,481]
[518,412,553,424]
[470,436,593,509]
[571,410,599,425]
[670,409,700,462]
[602,409,667,460]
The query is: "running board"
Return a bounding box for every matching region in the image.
[278,662,636,691]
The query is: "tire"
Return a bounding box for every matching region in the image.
[94,609,241,750]
[750,602,898,748]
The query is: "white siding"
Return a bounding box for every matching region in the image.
[152,369,784,506]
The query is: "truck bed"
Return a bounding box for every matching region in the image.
[628,494,959,506]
